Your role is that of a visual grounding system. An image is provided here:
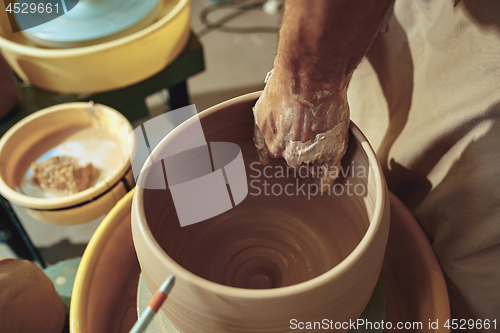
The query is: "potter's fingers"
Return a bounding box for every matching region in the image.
[281,143,341,170]
[253,125,283,162]
[281,149,301,169]
[253,126,270,165]
[267,142,282,160]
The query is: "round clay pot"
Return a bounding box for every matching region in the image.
[131,91,390,333]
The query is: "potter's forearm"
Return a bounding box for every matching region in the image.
[274,0,394,96]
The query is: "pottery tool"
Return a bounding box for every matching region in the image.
[129,275,175,333]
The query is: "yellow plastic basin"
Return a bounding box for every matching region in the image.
[0,0,191,94]
[70,189,139,333]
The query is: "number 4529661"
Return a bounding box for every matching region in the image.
[444,319,497,330]
[6,2,59,14]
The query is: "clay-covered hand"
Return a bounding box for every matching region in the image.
[252,0,394,190]
[253,66,350,184]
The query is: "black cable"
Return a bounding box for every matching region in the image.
[196,0,280,38]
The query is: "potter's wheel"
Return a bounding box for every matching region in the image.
[137,274,386,333]
[70,190,451,333]
[15,0,160,48]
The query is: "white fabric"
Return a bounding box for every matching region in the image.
[348,0,500,324]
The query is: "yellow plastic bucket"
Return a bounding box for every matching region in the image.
[70,189,139,333]
[0,0,191,94]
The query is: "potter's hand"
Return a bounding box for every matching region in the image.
[253,67,350,175]
[252,0,394,190]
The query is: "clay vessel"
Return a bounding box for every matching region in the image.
[131,91,390,333]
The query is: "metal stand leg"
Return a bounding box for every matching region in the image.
[0,196,46,267]
[168,81,190,110]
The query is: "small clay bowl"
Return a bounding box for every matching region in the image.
[0,102,133,225]
[132,92,390,332]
